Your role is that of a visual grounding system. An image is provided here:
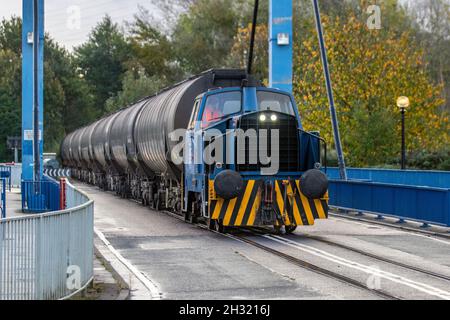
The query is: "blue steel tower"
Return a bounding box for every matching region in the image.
[269,0,293,94]
[22,0,44,182]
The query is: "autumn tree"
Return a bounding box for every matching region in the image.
[229,3,448,167]
[295,12,448,166]
[228,24,268,82]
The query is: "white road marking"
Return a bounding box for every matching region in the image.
[265,235,450,300]
[330,216,450,246]
[94,227,161,299]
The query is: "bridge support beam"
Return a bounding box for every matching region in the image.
[269,0,293,94]
[22,0,44,182]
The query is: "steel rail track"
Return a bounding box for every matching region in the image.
[247,227,450,283]
[92,186,442,300]
[329,210,450,240]
[225,233,401,300]
[290,234,450,282]
[156,210,400,299]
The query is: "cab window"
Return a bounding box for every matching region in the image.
[201,91,241,128]
[189,99,201,129]
[257,91,295,116]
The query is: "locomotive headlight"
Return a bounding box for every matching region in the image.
[259,114,266,122]
[270,114,277,121]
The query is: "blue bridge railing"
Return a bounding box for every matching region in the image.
[328,179,450,227]
[21,177,60,213]
[326,167,450,188]
[0,179,5,219]
[0,166,11,191]
[326,168,450,227]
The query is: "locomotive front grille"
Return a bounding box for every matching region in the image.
[236,112,300,172]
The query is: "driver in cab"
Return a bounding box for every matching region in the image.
[202,96,223,128]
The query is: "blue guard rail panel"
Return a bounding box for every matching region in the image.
[21,176,60,213]
[326,167,450,188]
[326,168,450,227]
[0,166,12,191]
[1,178,5,218]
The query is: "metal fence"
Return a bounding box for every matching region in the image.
[0,166,11,191]
[1,179,5,219]
[22,178,60,213]
[326,167,450,188]
[0,179,94,300]
[9,164,22,188]
[325,167,450,227]
[328,179,450,227]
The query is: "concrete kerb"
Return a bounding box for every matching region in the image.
[93,239,131,300]
[93,231,162,300]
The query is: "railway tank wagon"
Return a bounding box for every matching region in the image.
[62,69,329,233]
[109,100,148,199]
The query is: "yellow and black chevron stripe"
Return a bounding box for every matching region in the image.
[274,180,328,226]
[210,180,263,227]
[209,179,328,227]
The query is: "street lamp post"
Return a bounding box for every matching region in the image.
[397,96,410,170]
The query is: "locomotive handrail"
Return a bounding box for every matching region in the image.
[298,128,327,172]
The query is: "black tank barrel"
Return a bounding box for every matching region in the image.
[61,69,247,180]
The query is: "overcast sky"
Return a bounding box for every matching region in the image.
[0,0,163,49]
[1,0,415,50]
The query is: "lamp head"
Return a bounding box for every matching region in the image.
[397,96,410,110]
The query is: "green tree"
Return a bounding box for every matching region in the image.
[105,67,164,112]
[75,15,131,116]
[43,38,96,151]
[127,7,182,84]
[0,17,95,161]
[0,48,21,162]
[171,0,250,74]
[412,0,450,112]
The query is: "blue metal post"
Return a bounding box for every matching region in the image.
[269,0,293,94]
[1,179,5,218]
[22,0,44,182]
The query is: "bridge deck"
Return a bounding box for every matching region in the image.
[78,182,450,300]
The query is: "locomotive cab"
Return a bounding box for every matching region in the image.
[183,85,329,233]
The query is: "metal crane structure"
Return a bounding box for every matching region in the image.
[268,0,347,179]
[22,0,44,183]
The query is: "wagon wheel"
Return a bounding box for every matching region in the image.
[273,225,282,235]
[155,192,162,211]
[207,218,215,230]
[184,210,197,223]
[212,220,225,233]
[189,214,197,224]
[285,225,297,234]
